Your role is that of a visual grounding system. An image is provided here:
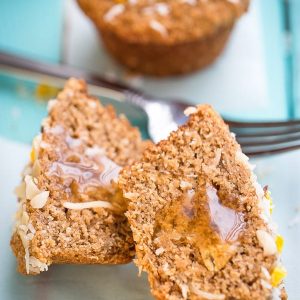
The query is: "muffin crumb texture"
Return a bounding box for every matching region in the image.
[120,105,287,299]
[11,78,148,274]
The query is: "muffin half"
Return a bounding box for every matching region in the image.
[120,105,287,299]
[11,78,149,274]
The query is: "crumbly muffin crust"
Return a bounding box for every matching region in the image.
[11,78,149,274]
[78,0,248,44]
[77,0,249,75]
[119,105,286,299]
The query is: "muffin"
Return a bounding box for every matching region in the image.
[119,105,287,299]
[11,78,149,274]
[77,0,250,76]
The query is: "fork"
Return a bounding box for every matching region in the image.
[1,51,300,157]
[123,92,300,156]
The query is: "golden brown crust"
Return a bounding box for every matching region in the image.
[120,105,285,299]
[99,24,233,76]
[11,78,149,275]
[78,0,249,44]
[77,0,249,75]
[11,233,27,274]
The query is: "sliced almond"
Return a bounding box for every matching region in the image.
[184,106,197,116]
[63,200,113,210]
[30,191,49,209]
[25,175,40,200]
[256,229,277,256]
[191,285,225,300]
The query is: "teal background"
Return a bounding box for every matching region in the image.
[259,0,287,116]
[0,0,298,143]
[0,0,64,142]
[0,0,63,63]
[0,74,47,143]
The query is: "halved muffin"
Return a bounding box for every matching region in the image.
[120,105,287,299]
[11,78,149,274]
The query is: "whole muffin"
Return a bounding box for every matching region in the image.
[78,0,249,76]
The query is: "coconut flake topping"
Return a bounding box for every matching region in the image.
[181,0,197,5]
[184,106,197,116]
[25,175,40,200]
[149,20,167,36]
[63,201,113,210]
[30,191,50,209]
[104,4,125,22]
[191,286,225,300]
[256,229,277,256]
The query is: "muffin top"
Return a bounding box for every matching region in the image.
[78,0,249,44]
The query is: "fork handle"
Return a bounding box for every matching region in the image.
[0,51,144,97]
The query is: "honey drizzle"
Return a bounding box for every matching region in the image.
[206,185,245,242]
[156,185,246,271]
[47,127,121,193]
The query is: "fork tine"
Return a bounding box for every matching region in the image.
[243,142,300,156]
[230,127,300,138]
[228,123,300,137]
[232,126,300,138]
[226,120,300,146]
[225,117,300,139]
[224,118,300,128]
[224,118,300,156]
[237,132,300,147]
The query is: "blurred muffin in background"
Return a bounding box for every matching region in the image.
[77,0,249,76]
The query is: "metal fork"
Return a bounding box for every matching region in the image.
[225,119,300,156]
[1,51,300,157]
[123,91,300,156]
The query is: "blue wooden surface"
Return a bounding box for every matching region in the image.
[0,0,63,62]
